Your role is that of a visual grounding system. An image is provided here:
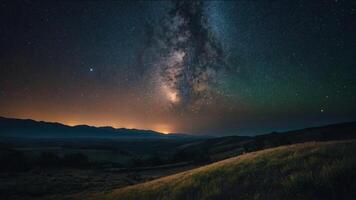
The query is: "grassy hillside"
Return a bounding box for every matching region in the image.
[84,140,356,200]
[174,121,356,163]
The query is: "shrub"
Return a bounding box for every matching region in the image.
[62,153,90,168]
[0,149,29,172]
[36,152,61,168]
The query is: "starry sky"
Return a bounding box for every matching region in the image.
[0,0,355,135]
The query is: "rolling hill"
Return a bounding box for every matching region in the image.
[83,140,356,200]
[174,121,356,162]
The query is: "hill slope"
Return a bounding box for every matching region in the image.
[175,121,356,162]
[85,140,356,200]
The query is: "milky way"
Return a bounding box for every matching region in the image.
[146,1,232,112]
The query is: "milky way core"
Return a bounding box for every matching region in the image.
[148,1,232,112]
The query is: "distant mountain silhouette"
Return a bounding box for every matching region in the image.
[0,116,167,138]
[176,121,356,162]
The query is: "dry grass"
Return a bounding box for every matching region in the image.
[79,140,356,200]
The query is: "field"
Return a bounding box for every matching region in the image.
[82,140,356,200]
[0,138,199,200]
[0,164,198,200]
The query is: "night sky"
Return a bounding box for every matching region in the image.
[0,0,355,135]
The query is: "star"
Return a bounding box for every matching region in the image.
[0,0,355,135]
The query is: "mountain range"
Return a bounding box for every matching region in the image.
[0,116,172,139]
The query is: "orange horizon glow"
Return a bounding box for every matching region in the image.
[1,114,174,134]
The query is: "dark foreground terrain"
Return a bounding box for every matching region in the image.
[0,163,197,200]
[83,140,356,200]
[1,118,356,199]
